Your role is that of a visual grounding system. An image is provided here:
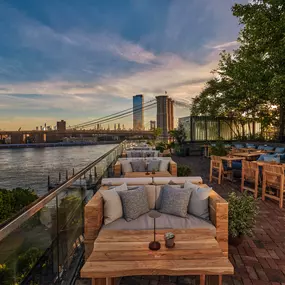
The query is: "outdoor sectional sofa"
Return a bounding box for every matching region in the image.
[84,182,229,260]
[114,157,177,177]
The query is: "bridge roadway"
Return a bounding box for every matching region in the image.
[0,130,154,144]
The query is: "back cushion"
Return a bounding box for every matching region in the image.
[275,147,285,153]
[121,161,133,174]
[159,160,169,171]
[144,185,156,209]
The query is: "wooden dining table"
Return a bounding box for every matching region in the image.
[232,152,264,160]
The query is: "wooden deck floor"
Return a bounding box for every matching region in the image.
[77,155,285,285]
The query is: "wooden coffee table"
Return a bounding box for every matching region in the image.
[124,171,172,178]
[81,229,234,285]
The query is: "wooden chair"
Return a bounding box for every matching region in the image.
[241,161,259,199]
[262,164,285,208]
[210,156,232,185]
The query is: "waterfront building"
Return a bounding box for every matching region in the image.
[133,94,144,130]
[57,120,66,132]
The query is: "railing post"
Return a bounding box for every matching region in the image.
[48,175,50,190]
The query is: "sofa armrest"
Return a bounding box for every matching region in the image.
[114,161,121,177]
[84,190,104,258]
[169,160,177,176]
[209,190,228,257]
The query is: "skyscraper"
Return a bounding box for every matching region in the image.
[133,94,144,130]
[156,95,174,139]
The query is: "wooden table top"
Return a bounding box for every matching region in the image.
[220,156,245,161]
[124,171,172,178]
[252,161,285,167]
[232,152,263,158]
[81,229,234,278]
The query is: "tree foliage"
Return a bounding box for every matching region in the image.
[0,188,38,223]
[191,0,285,139]
[169,123,186,146]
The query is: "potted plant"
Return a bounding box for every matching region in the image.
[164,232,175,248]
[152,168,156,174]
[228,192,259,246]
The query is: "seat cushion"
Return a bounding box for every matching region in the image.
[103,212,216,236]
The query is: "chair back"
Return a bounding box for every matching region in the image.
[263,164,284,188]
[242,161,258,181]
[211,155,223,171]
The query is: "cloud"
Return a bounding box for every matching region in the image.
[0,0,248,129]
[207,41,239,50]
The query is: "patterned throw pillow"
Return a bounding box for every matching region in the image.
[130,160,146,172]
[159,185,191,218]
[184,181,212,220]
[147,160,161,172]
[118,187,150,221]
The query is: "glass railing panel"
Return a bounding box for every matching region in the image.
[56,178,85,284]
[0,197,58,285]
[0,142,124,284]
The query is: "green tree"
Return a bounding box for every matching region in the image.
[152,127,162,142]
[192,0,285,139]
[169,123,186,146]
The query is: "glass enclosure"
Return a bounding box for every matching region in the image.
[0,142,125,285]
[179,116,262,141]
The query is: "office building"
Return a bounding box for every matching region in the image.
[133,94,144,130]
[156,95,174,139]
[57,120,66,132]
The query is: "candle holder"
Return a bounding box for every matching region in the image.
[148,210,161,251]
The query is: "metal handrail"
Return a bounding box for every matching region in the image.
[0,142,124,241]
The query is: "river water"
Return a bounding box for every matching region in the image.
[0,144,117,196]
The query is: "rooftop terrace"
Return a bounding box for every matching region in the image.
[77,154,285,285]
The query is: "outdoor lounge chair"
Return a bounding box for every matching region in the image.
[241,161,259,199]
[210,155,232,184]
[262,164,285,208]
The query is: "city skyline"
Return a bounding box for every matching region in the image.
[0,0,247,130]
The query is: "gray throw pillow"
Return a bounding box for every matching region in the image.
[184,181,211,220]
[118,187,150,221]
[131,160,146,172]
[147,160,161,172]
[159,185,191,218]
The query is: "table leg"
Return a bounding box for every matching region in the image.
[200,274,205,285]
[106,278,115,285]
[207,275,222,285]
[92,278,106,285]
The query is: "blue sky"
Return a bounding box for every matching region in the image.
[0,0,247,130]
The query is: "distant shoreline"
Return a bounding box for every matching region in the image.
[0,141,119,149]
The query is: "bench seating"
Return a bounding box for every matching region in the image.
[114,158,177,177]
[84,184,228,259]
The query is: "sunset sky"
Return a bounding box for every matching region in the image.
[0,0,246,130]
